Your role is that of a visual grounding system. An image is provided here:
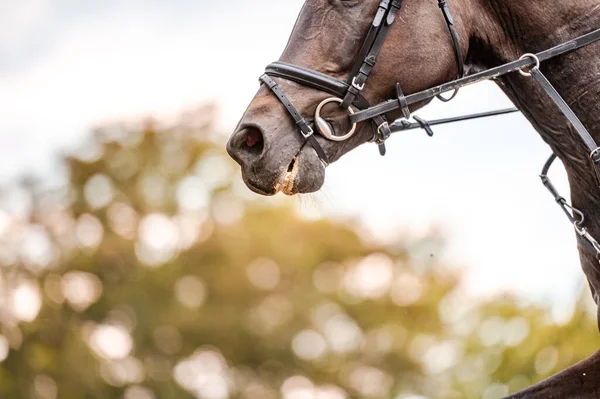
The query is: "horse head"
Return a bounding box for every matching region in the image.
[227,0,468,195]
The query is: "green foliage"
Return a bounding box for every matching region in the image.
[0,107,598,399]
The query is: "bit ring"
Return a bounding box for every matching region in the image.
[314,98,358,142]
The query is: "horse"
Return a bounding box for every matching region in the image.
[226,0,600,397]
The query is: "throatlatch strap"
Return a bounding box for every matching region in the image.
[436,0,464,102]
[260,74,329,164]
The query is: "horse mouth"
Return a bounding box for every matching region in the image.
[239,144,325,197]
[277,155,300,196]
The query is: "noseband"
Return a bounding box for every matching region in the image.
[260,0,464,164]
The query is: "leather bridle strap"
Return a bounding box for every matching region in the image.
[529,66,600,168]
[266,62,349,98]
[264,62,392,155]
[350,26,600,124]
[436,0,465,102]
[260,74,329,164]
[341,0,403,109]
[388,107,519,133]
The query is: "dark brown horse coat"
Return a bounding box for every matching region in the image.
[227,1,600,397]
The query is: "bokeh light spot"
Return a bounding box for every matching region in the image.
[535,346,559,375]
[89,324,133,360]
[343,253,394,299]
[247,258,281,291]
[174,349,231,399]
[176,176,209,212]
[139,173,169,208]
[478,317,505,347]
[84,174,114,209]
[323,314,363,354]
[195,153,233,190]
[11,280,42,322]
[175,276,207,309]
[391,273,425,307]
[346,365,393,397]
[107,202,139,240]
[292,330,327,361]
[76,214,104,250]
[137,213,180,266]
[62,271,103,312]
[504,317,529,347]
[482,383,509,399]
[20,225,54,272]
[100,356,145,387]
[124,386,156,399]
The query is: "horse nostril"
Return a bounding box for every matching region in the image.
[227,126,265,165]
[240,127,264,156]
[245,129,263,149]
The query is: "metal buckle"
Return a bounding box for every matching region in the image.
[314,97,358,142]
[560,200,585,225]
[575,223,600,255]
[352,77,365,91]
[301,125,314,139]
[590,147,600,161]
[377,122,391,143]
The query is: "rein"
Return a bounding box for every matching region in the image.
[258,0,600,260]
[350,28,600,123]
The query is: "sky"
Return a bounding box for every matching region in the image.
[0,0,588,314]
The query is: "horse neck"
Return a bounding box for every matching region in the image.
[462,0,600,297]
[466,0,600,204]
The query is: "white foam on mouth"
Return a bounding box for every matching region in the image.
[277,155,299,196]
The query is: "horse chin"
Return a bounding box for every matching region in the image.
[277,148,325,195]
[240,147,325,196]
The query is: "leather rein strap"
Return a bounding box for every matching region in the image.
[528,66,600,166]
[350,26,600,124]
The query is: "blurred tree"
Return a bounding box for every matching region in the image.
[0,106,598,399]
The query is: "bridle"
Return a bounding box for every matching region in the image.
[260,0,465,163]
[257,0,600,260]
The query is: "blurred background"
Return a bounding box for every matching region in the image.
[1,1,599,398]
